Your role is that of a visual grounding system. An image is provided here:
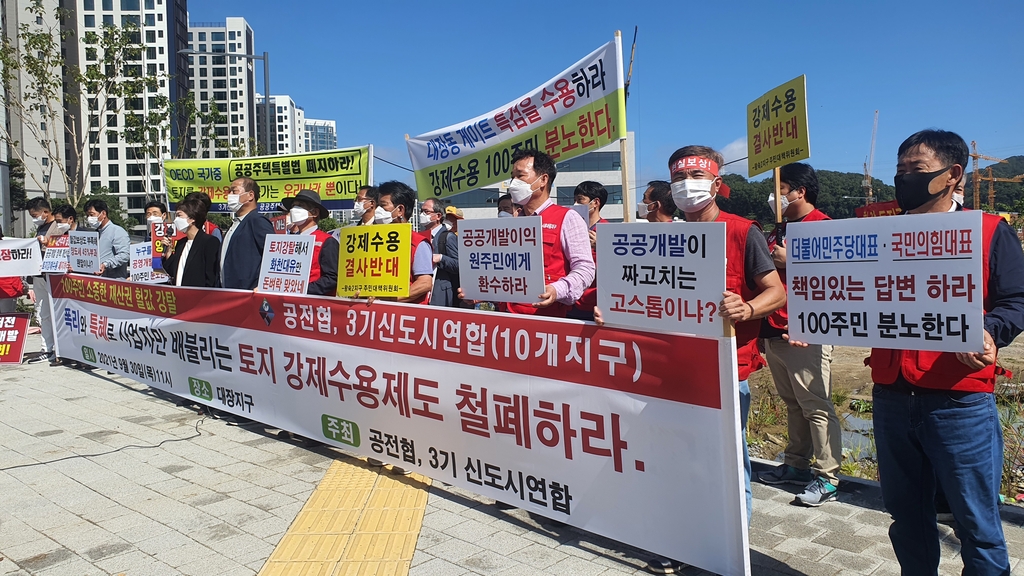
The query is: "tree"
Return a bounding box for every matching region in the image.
[0,0,170,208]
[51,188,137,231]
[8,159,27,222]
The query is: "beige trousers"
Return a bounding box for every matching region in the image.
[764,338,843,484]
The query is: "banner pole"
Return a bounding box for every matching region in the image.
[620,136,633,223]
[774,166,782,225]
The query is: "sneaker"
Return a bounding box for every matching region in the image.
[646,558,687,574]
[795,477,838,507]
[390,466,413,476]
[27,352,54,364]
[367,458,385,467]
[758,464,813,486]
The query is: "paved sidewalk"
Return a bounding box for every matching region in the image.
[4,335,1024,575]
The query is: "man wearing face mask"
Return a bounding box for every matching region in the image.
[282,190,339,297]
[144,201,168,238]
[25,197,56,362]
[375,181,433,304]
[352,185,377,227]
[569,181,609,320]
[865,130,1024,575]
[84,198,130,279]
[503,149,595,316]
[638,180,676,222]
[669,145,786,526]
[220,177,275,290]
[421,198,460,307]
[756,163,843,507]
[496,194,519,218]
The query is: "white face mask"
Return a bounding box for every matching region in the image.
[54,222,70,234]
[507,177,538,205]
[31,216,46,227]
[637,201,652,218]
[86,215,100,228]
[147,216,163,224]
[497,211,514,218]
[289,207,310,225]
[373,206,393,225]
[351,201,368,219]
[418,210,436,226]
[173,216,191,234]
[768,192,791,218]
[226,193,243,212]
[670,179,716,213]
[953,193,964,206]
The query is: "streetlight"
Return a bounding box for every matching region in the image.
[178,48,272,156]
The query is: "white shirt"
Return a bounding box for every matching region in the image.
[175,239,193,286]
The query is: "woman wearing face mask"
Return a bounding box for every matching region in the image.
[162,198,221,287]
[282,190,339,296]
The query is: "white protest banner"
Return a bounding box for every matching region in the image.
[597,222,727,337]
[407,36,626,200]
[458,217,545,304]
[0,237,42,276]
[257,235,315,294]
[787,210,984,352]
[50,275,750,575]
[68,231,100,274]
[130,243,154,283]
[41,236,71,273]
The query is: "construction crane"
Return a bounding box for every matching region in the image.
[970,141,1008,209]
[862,111,878,205]
[981,166,1024,210]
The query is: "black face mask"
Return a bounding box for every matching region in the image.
[894,166,951,212]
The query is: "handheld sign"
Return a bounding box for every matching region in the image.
[68,231,100,273]
[257,235,315,294]
[338,224,412,298]
[458,218,545,304]
[0,313,30,364]
[41,236,71,273]
[0,238,42,276]
[130,243,155,283]
[747,75,810,178]
[597,222,727,337]
[150,222,183,271]
[786,211,984,352]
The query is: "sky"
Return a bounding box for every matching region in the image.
[189,0,1024,188]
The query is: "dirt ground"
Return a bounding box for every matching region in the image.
[747,338,1024,463]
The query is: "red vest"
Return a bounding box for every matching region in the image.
[203,221,218,236]
[716,210,766,381]
[408,231,431,305]
[869,212,1002,393]
[766,209,831,330]
[307,229,334,295]
[0,275,21,298]
[507,203,573,317]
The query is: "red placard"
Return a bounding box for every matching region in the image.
[855,200,901,218]
[269,214,289,234]
[0,313,30,364]
[150,222,184,263]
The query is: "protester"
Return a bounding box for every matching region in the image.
[0,227,25,314]
[444,206,463,234]
[639,180,676,222]
[374,181,433,304]
[496,193,520,218]
[866,129,1024,574]
[145,201,167,226]
[83,198,129,279]
[162,197,221,288]
[352,185,377,226]
[25,197,56,363]
[421,198,460,307]
[282,189,339,296]
[182,192,223,241]
[569,181,609,321]
[755,163,843,507]
[220,177,274,290]
[502,149,595,317]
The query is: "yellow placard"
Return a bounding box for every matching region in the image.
[746,75,810,177]
[337,224,412,298]
[165,146,372,211]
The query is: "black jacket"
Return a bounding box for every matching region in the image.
[220,212,274,290]
[164,230,221,288]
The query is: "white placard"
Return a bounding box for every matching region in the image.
[458,217,545,304]
[50,276,750,575]
[597,222,727,337]
[786,210,984,352]
[0,237,42,276]
[130,243,154,283]
[257,235,315,294]
[40,236,71,274]
[68,231,100,274]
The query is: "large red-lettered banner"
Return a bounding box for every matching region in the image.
[50,275,748,575]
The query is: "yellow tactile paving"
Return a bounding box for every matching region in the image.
[258,459,432,576]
